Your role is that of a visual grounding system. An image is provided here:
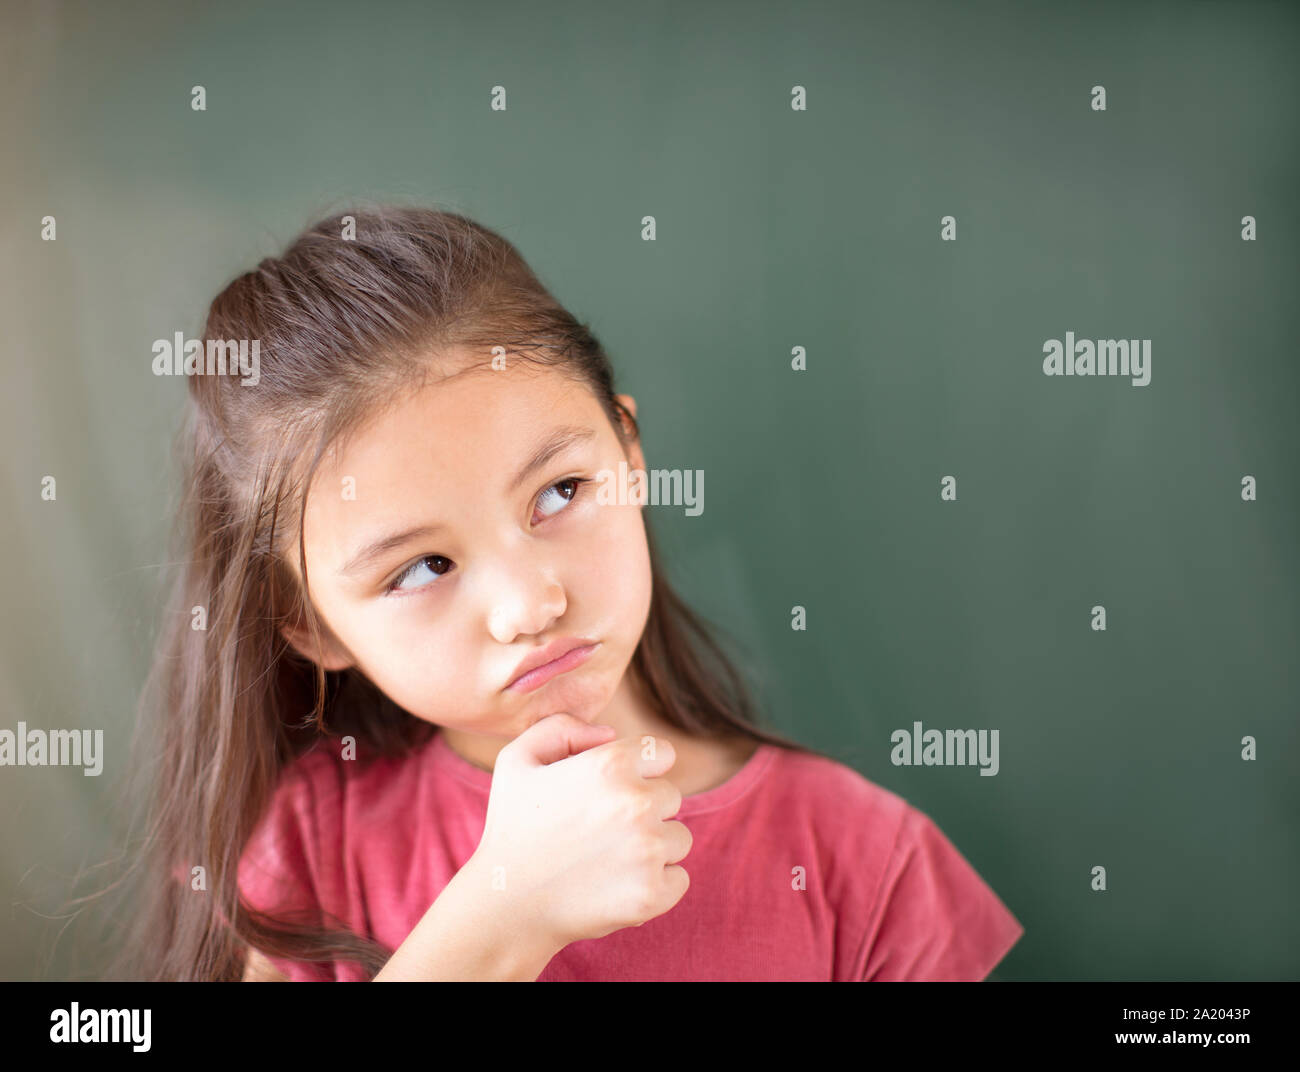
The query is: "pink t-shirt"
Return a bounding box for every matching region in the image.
[237,729,1024,981]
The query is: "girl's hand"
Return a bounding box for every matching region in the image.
[468,712,692,952]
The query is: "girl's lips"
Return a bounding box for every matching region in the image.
[506,643,600,693]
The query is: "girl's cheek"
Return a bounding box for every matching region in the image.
[387,633,469,713]
[594,507,652,611]
[578,507,630,571]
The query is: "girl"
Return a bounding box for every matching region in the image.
[114,205,1023,981]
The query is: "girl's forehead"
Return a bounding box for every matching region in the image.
[367,361,596,442]
[308,361,608,488]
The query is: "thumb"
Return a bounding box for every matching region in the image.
[507,712,617,769]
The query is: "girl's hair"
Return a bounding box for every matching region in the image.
[107,204,821,982]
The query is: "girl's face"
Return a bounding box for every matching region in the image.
[285,357,653,741]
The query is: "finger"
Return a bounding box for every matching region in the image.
[629,733,677,780]
[507,713,617,769]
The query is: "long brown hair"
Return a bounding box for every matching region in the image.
[105,204,821,982]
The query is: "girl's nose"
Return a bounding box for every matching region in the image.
[484,555,567,645]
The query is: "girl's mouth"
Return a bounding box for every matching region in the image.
[506,642,600,693]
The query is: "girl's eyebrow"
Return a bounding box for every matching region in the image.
[339,523,444,577]
[507,425,597,492]
[337,425,598,577]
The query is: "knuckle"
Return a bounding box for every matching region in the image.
[615,788,650,824]
[594,744,626,778]
[665,783,683,816]
[590,755,619,790]
[631,883,658,922]
[635,827,661,863]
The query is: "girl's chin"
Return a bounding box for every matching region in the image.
[522,708,590,730]
[519,675,610,723]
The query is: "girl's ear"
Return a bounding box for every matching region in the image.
[279,614,355,672]
[613,393,646,471]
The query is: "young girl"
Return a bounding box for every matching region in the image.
[116,205,1023,981]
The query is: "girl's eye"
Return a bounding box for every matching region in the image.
[534,476,589,522]
[389,554,453,593]
[386,478,590,596]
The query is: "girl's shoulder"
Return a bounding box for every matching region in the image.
[242,733,435,883]
[761,744,982,881]
[762,743,916,824]
[764,744,1024,978]
[265,731,435,817]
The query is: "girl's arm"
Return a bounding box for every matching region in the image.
[372,853,561,981]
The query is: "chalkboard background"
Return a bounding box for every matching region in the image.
[1,0,1296,981]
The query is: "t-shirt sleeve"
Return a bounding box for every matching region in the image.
[237,760,339,982]
[856,805,1024,981]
